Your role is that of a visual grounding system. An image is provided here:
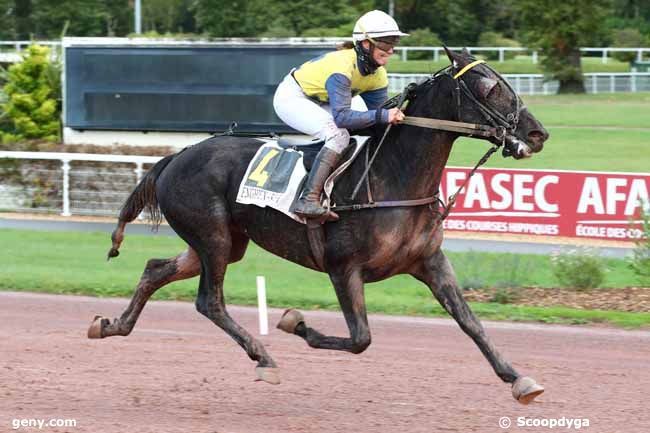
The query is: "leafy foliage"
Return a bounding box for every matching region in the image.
[611,28,647,63]
[518,0,611,93]
[477,32,521,60]
[550,248,606,290]
[1,45,61,143]
[629,204,650,286]
[399,28,442,60]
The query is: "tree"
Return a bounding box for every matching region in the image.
[30,0,108,38]
[13,0,32,39]
[518,0,612,94]
[191,0,274,37]
[1,45,61,142]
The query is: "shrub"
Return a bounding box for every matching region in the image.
[494,254,535,288]
[550,248,606,290]
[490,287,520,304]
[477,32,521,61]
[1,44,61,144]
[611,28,645,63]
[629,204,650,286]
[399,28,442,60]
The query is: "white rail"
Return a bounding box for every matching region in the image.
[1,39,649,64]
[0,151,161,216]
[388,72,650,95]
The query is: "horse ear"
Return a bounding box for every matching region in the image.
[461,47,472,58]
[443,45,468,69]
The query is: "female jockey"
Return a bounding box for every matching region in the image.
[273,10,408,221]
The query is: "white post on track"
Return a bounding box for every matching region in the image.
[256,276,268,335]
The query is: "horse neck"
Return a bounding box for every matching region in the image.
[371,78,458,199]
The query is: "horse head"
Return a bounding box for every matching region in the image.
[443,47,549,159]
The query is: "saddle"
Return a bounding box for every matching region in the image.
[277,136,356,172]
[235,136,367,224]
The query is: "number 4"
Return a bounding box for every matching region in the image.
[248,149,279,187]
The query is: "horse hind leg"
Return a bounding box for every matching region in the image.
[87,248,200,338]
[189,224,279,384]
[411,250,544,405]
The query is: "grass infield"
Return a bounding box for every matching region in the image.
[1,229,648,329]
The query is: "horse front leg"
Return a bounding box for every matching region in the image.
[277,268,371,354]
[411,249,544,404]
[87,248,200,338]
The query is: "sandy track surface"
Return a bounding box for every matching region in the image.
[1,291,649,433]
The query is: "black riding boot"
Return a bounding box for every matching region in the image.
[293,147,342,221]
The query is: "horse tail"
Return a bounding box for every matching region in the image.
[107,154,176,260]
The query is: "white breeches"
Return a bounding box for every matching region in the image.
[273,73,367,154]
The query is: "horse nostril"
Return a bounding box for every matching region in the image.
[528,129,549,144]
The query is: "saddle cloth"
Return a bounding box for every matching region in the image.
[236,136,369,223]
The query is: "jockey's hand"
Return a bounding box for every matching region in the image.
[387,108,405,124]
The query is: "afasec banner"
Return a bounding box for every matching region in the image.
[440,167,649,241]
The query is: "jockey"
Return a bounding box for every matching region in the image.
[273,10,408,221]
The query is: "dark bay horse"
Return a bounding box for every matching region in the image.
[88,48,549,404]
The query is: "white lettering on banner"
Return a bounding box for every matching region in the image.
[444,219,559,235]
[513,174,534,211]
[624,179,649,215]
[607,178,628,215]
[464,173,490,208]
[577,177,649,216]
[577,177,604,214]
[535,175,559,212]
[491,173,512,210]
[443,171,559,213]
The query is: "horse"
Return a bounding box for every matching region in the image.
[88,47,549,404]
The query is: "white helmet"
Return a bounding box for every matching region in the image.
[352,10,409,42]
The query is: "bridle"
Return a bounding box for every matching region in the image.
[450,59,525,148]
[345,58,529,218]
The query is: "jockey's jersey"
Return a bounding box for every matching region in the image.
[292,49,388,103]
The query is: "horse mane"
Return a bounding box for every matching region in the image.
[363,73,458,187]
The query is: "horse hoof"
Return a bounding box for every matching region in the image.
[87,315,106,339]
[255,367,281,385]
[276,309,304,334]
[512,376,544,404]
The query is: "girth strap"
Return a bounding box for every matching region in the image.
[332,194,438,211]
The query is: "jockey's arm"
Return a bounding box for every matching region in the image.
[325,73,389,130]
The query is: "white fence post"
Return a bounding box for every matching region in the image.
[499,48,504,62]
[134,162,144,220]
[602,49,608,64]
[61,160,71,216]
[401,48,407,62]
[256,276,268,336]
[610,75,615,93]
[434,48,439,62]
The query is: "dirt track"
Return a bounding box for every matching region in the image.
[1,291,649,433]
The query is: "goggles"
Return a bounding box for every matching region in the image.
[366,36,400,52]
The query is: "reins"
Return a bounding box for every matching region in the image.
[341,59,516,218]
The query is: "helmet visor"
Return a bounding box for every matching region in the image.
[369,35,400,52]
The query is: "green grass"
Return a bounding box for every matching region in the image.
[446,92,650,172]
[449,127,650,172]
[1,228,648,328]
[524,93,650,128]
[387,56,631,74]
